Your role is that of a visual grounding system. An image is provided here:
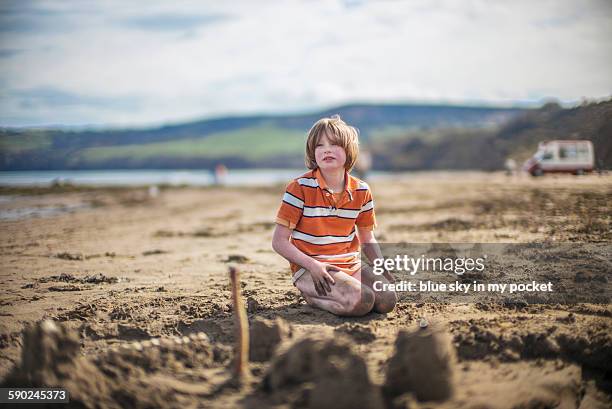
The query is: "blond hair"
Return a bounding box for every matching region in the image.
[305,115,360,171]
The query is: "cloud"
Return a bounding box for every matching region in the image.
[0,0,610,127]
[120,13,231,32]
[7,86,141,109]
[1,86,144,128]
[0,1,86,34]
[0,49,24,58]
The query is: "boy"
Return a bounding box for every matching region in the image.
[272,115,396,316]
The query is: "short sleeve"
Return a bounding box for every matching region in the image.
[355,187,376,229]
[275,180,304,230]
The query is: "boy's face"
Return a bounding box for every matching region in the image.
[315,131,347,172]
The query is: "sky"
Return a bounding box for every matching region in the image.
[0,0,611,128]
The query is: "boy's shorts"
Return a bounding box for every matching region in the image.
[291,264,361,286]
[291,268,308,285]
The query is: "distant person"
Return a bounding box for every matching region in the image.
[354,149,373,181]
[148,185,159,198]
[213,164,228,185]
[504,158,517,176]
[272,115,396,316]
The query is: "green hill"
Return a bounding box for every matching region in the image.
[372,100,612,171]
[1,102,527,170]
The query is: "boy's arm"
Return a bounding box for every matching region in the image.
[272,224,318,272]
[357,227,382,263]
[271,224,337,295]
[357,227,395,283]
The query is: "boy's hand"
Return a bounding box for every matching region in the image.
[307,260,338,296]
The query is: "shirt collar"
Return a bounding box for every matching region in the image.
[313,168,357,201]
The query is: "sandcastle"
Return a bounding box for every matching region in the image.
[384,323,456,401]
[2,316,460,408]
[263,336,385,409]
[2,320,218,408]
[249,316,292,362]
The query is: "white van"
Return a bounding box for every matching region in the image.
[523,140,594,176]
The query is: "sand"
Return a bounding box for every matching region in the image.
[0,171,611,408]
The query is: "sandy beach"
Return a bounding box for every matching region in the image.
[1,171,610,408]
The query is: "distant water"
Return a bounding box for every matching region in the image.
[0,203,91,221]
[0,169,312,187]
[0,169,396,187]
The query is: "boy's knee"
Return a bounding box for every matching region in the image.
[375,290,397,314]
[341,286,375,316]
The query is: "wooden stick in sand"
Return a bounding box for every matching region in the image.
[229,265,249,382]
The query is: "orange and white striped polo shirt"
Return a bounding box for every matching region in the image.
[275,168,376,276]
